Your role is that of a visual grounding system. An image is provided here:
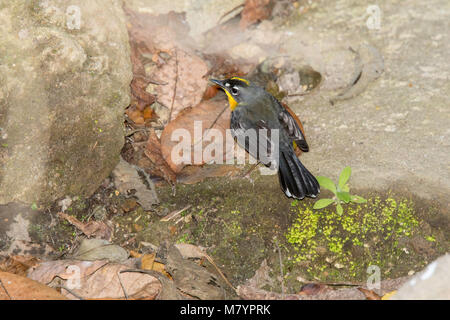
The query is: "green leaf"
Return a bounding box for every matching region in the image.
[337,191,351,203]
[350,195,367,203]
[340,183,350,192]
[338,166,351,190]
[31,203,38,210]
[313,198,335,209]
[316,176,337,195]
[336,203,343,215]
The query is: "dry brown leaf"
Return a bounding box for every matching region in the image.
[202,85,220,101]
[298,283,330,296]
[140,254,172,279]
[240,0,273,29]
[28,260,110,285]
[358,287,382,300]
[113,157,159,210]
[144,129,177,184]
[0,271,67,300]
[73,264,161,300]
[141,253,156,270]
[126,107,145,125]
[28,260,161,300]
[160,97,234,173]
[153,49,209,121]
[0,255,41,276]
[57,212,112,240]
[177,165,240,184]
[174,243,208,260]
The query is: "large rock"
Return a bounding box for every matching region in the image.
[392,254,450,299]
[0,0,132,204]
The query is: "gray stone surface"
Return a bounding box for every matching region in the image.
[127,0,245,40]
[392,254,450,299]
[274,0,450,205]
[0,0,132,204]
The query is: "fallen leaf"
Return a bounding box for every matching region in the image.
[144,129,177,184]
[113,157,160,210]
[0,255,41,276]
[121,198,138,213]
[358,287,382,300]
[57,212,112,240]
[165,245,225,300]
[381,290,397,300]
[298,283,330,295]
[28,260,161,300]
[153,49,209,121]
[177,164,240,184]
[73,239,129,262]
[28,259,109,285]
[143,106,154,120]
[245,259,274,289]
[160,97,234,173]
[0,271,67,300]
[140,254,172,279]
[240,0,273,29]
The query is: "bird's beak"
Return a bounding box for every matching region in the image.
[209,79,224,88]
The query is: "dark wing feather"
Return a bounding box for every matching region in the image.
[276,100,309,152]
[230,115,277,167]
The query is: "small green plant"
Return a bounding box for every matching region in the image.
[313,166,366,215]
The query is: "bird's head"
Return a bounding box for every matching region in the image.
[209,77,253,110]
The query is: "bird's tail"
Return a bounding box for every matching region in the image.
[278,150,320,199]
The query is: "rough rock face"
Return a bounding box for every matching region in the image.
[0,0,132,204]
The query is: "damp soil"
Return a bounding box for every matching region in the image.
[115,169,449,294]
[21,167,448,297]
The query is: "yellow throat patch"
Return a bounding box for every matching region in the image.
[225,77,250,110]
[224,90,238,110]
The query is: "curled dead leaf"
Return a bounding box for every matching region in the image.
[153,49,209,121]
[0,271,67,300]
[144,129,177,184]
[240,0,274,29]
[57,211,112,240]
[160,97,234,173]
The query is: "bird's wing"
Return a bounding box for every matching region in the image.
[276,100,309,152]
[231,115,276,166]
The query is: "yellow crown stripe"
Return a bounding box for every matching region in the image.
[231,77,250,85]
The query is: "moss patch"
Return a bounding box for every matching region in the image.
[285,194,447,284]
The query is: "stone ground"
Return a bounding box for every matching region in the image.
[276,0,450,207]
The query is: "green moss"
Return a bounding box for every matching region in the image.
[286,196,426,280]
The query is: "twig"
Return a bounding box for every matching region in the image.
[160,205,191,222]
[274,238,285,299]
[133,74,168,86]
[168,49,178,123]
[117,271,129,300]
[56,285,85,300]
[240,162,261,178]
[125,128,148,137]
[0,279,11,300]
[202,253,236,293]
[208,105,228,132]
[191,104,228,149]
[218,3,245,24]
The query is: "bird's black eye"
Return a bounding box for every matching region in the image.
[231,86,239,95]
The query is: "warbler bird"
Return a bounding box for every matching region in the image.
[210,77,320,199]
